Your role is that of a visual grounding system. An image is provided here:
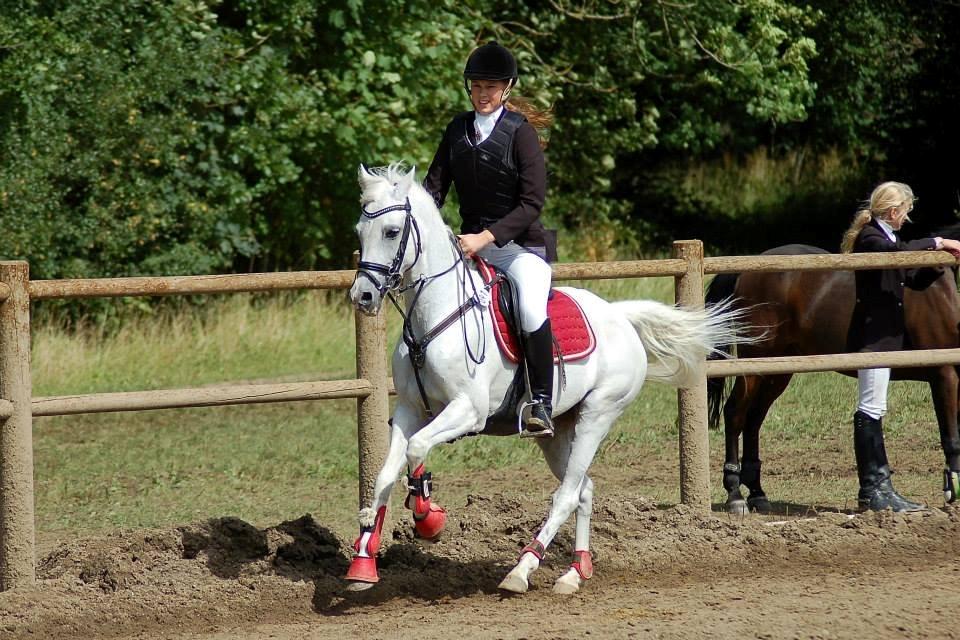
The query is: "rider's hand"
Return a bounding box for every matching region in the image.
[939,238,960,259]
[457,231,495,258]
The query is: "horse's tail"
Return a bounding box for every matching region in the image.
[705,273,740,430]
[612,296,750,389]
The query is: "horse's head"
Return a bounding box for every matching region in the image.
[349,163,425,314]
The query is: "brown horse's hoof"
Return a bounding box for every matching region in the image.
[747,495,771,514]
[727,498,749,515]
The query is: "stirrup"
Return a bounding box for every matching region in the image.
[518,400,554,438]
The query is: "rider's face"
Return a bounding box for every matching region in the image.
[470,79,510,115]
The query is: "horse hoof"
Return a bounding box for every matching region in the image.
[747,496,772,514]
[553,575,580,595]
[344,580,375,592]
[498,572,529,594]
[726,498,749,515]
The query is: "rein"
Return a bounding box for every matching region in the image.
[356,197,501,419]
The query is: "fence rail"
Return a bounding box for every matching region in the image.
[2,244,959,591]
[30,380,375,417]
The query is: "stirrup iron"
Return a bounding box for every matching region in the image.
[517,399,554,438]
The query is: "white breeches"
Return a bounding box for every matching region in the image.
[477,241,552,332]
[857,367,890,419]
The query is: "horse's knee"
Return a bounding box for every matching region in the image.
[406,435,430,462]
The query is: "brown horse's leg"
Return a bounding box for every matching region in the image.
[929,366,960,501]
[738,373,793,513]
[723,375,757,514]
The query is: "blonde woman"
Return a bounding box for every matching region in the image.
[842,182,960,511]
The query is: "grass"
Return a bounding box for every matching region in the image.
[29,276,947,545]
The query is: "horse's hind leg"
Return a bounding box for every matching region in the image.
[499,404,617,594]
[524,413,593,595]
[723,375,752,514]
[929,366,960,501]
[724,374,791,514]
[552,474,594,595]
[740,373,792,513]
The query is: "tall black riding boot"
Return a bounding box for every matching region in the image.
[853,410,925,512]
[521,319,555,438]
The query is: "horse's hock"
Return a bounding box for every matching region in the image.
[2,246,960,590]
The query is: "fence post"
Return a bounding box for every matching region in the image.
[672,241,711,513]
[353,253,390,510]
[0,261,36,590]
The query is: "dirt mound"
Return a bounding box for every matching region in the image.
[2,492,960,639]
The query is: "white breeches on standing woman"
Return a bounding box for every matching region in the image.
[477,241,551,332]
[857,367,890,419]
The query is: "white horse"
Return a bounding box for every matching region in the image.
[347,163,744,595]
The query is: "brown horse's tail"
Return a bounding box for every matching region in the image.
[705,273,739,430]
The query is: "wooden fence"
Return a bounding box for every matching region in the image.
[2,240,960,591]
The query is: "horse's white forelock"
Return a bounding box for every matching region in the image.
[360,162,422,207]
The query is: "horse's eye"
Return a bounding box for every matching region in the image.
[385,227,401,239]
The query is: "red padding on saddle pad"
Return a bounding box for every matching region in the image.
[474,257,596,364]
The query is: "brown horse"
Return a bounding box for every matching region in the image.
[706,243,960,514]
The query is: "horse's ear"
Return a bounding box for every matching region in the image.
[358,164,377,190]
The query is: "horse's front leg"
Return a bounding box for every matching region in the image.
[345,400,421,590]
[402,394,484,539]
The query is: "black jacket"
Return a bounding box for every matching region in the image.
[847,219,939,352]
[424,109,556,261]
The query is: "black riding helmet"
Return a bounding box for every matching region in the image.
[463,41,517,95]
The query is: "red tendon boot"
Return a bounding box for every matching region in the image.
[346,505,386,584]
[405,464,446,540]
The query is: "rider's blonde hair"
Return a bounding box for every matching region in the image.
[505,97,553,148]
[840,181,916,253]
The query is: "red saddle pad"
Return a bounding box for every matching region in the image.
[475,257,596,364]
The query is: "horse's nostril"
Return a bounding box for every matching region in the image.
[360,292,373,304]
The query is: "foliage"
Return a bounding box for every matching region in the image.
[479,0,820,232]
[1,0,958,280]
[0,0,473,279]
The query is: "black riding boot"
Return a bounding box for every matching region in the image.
[853,410,925,512]
[521,319,555,438]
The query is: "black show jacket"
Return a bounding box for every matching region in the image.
[847,218,940,352]
[424,109,555,261]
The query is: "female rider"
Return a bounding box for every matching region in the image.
[424,41,556,437]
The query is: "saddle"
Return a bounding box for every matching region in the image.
[473,257,596,364]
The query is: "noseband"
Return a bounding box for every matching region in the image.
[355,197,422,296]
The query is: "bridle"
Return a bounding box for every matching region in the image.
[353,195,501,419]
[355,197,422,297]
